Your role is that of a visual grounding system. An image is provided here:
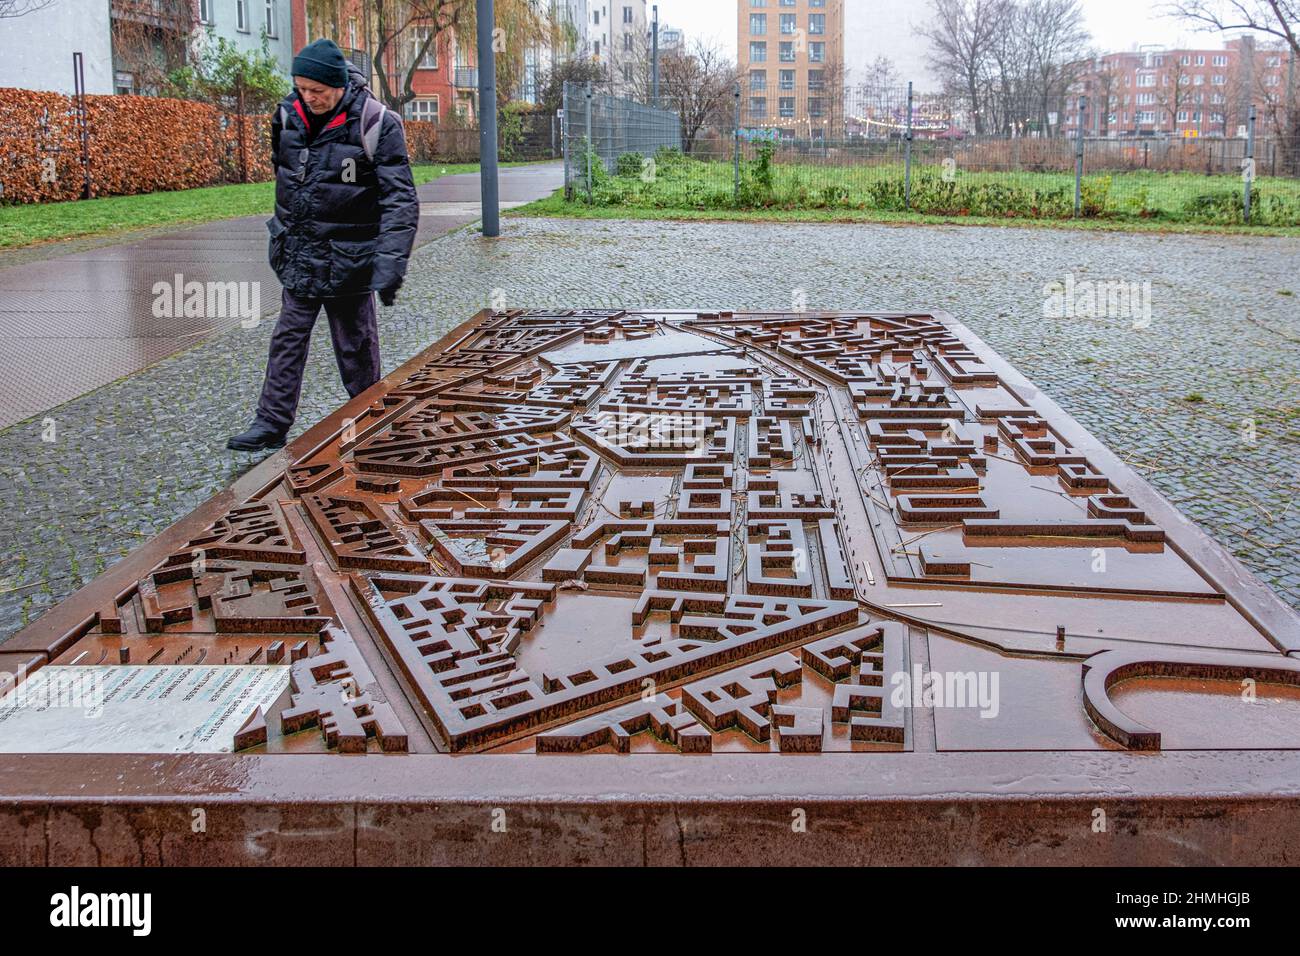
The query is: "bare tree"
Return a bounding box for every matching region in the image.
[1091,61,1121,135]
[984,0,1032,134]
[0,0,55,17]
[1155,54,1193,132]
[917,0,1004,133]
[1021,0,1093,135]
[1164,1,1298,170]
[1163,0,1299,57]
[365,0,462,113]
[657,38,739,154]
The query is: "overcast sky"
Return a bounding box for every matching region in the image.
[649,0,1229,59]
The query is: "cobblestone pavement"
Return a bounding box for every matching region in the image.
[1,216,1297,640]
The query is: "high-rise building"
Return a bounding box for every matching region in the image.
[736,0,845,140]
[590,0,648,93]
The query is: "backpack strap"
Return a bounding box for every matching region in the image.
[360,96,387,163]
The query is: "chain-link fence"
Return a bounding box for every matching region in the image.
[560,81,1300,226]
[561,80,682,200]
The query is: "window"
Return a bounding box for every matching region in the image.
[407,97,440,123]
[1211,74,1224,85]
[199,0,212,23]
[809,97,823,117]
[348,18,356,49]
[779,0,794,5]
[808,13,824,35]
[779,69,794,90]
[1137,73,1154,87]
[411,27,438,69]
[1267,56,1281,67]
[1154,56,1164,66]
[749,96,767,117]
[810,0,825,6]
[1180,55,1189,65]
[623,5,632,23]
[1193,74,1203,85]
[1265,74,1280,86]
[1195,55,1204,65]
[750,14,766,34]
[779,41,794,62]
[749,41,766,62]
[236,0,248,31]
[808,69,824,91]
[749,69,766,91]
[1212,55,1227,66]
[1176,110,1187,122]
[779,14,795,34]
[1137,93,1154,105]
[593,10,599,24]
[593,39,600,55]
[1192,110,1200,122]
[623,33,632,50]
[264,0,277,37]
[779,97,794,118]
[809,41,824,62]
[1138,110,1155,123]
[751,0,765,5]
[623,63,632,81]
[1211,112,1224,123]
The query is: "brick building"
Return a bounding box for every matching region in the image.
[1066,36,1293,139]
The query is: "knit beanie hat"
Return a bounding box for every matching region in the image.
[292,38,349,88]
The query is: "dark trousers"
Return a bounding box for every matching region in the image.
[256,289,380,431]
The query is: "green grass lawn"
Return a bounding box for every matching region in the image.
[546,150,1300,232]
[511,187,1300,237]
[0,161,529,250]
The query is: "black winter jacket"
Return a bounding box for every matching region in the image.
[267,64,419,298]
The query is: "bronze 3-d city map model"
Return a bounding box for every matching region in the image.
[2,309,1298,865]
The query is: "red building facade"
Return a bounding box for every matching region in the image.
[1067,37,1292,139]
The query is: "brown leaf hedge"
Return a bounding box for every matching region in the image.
[0,87,443,205]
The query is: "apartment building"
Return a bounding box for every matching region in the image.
[1067,36,1293,139]
[589,0,647,92]
[736,0,845,140]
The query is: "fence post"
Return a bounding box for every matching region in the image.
[72,51,91,199]
[904,81,913,211]
[585,81,593,204]
[562,83,571,200]
[733,83,741,203]
[1074,96,1086,217]
[1243,104,1256,222]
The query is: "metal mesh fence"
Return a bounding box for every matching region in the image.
[561,81,1300,226]
[562,81,683,198]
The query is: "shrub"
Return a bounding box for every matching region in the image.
[616,151,645,177]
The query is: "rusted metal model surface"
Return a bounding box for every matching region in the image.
[3,309,1299,866]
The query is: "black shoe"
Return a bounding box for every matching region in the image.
[226,419,288,452]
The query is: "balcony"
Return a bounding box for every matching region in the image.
[454,67,479,88]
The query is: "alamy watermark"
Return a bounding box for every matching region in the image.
[1043,273,1152,329]
[152,273,262,329]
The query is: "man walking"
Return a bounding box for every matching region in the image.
[228,38,419,452]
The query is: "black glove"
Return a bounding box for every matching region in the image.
[379,282,401,307]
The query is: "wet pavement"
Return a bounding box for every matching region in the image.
[0,162,563,429]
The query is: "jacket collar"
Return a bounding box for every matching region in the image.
[284,82,361,140]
